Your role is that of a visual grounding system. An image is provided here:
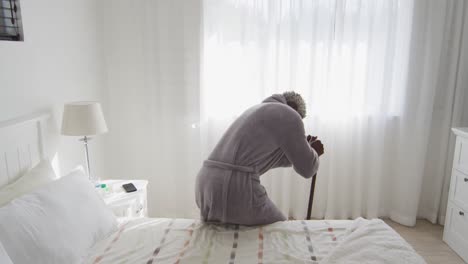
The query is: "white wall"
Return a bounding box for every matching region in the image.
[0,0,105,177]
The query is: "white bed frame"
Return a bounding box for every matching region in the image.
[0,113,51,189]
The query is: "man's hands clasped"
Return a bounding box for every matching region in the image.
[307,135,324,156]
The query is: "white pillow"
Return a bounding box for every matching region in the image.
[0,241,13,264]
[0,168,118,264]
[0,159,57,207]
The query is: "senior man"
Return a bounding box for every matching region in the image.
[195,91,324,226]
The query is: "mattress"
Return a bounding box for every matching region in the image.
[84,217,425,264]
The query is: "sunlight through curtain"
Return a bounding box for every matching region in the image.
[202,0,466,225]
[101,0,468,226]
[202,0,412,121]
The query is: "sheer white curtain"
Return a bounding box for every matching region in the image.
[101,0,203,218]
[202,0,468,225]
[101,0,468,225]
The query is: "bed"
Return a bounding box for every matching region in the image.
[85,217,425,264]
[0,113,426,264]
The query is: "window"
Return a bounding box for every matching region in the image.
[202,0,413,120]
[0,0,23,41]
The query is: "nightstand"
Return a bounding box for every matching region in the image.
[97,180,148,218]
[443,128,468,262]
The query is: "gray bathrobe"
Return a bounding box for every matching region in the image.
[195,94,320,226]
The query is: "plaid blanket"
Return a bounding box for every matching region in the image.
[85,218,423,264]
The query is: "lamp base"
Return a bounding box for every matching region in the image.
[79,136,100,184]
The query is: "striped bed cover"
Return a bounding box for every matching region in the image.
[84,218,424,264]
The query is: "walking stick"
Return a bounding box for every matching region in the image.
[306,173,317,220]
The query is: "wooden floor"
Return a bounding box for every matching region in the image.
[385,219,466,264]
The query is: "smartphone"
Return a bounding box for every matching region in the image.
[122,183,137,193]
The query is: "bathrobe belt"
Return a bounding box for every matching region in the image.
[203,159,257,174]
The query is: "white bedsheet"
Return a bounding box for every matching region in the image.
[84,217,425,264]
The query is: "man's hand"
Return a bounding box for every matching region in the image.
[307,135,324,156]
[310,140,324,156]
[307,135,317,142]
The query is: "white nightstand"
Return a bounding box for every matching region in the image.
[443,128,468,262]
[96,180,148,218]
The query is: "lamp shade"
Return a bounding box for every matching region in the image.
[61,102,108,136]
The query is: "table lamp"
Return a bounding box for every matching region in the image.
[61,102,108,182]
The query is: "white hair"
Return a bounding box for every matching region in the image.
[283,91,306,118]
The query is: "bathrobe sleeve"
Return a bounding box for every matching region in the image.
[273,154,292,168]
[271,108,319,178]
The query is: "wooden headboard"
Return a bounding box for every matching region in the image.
[0,113,51,188]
